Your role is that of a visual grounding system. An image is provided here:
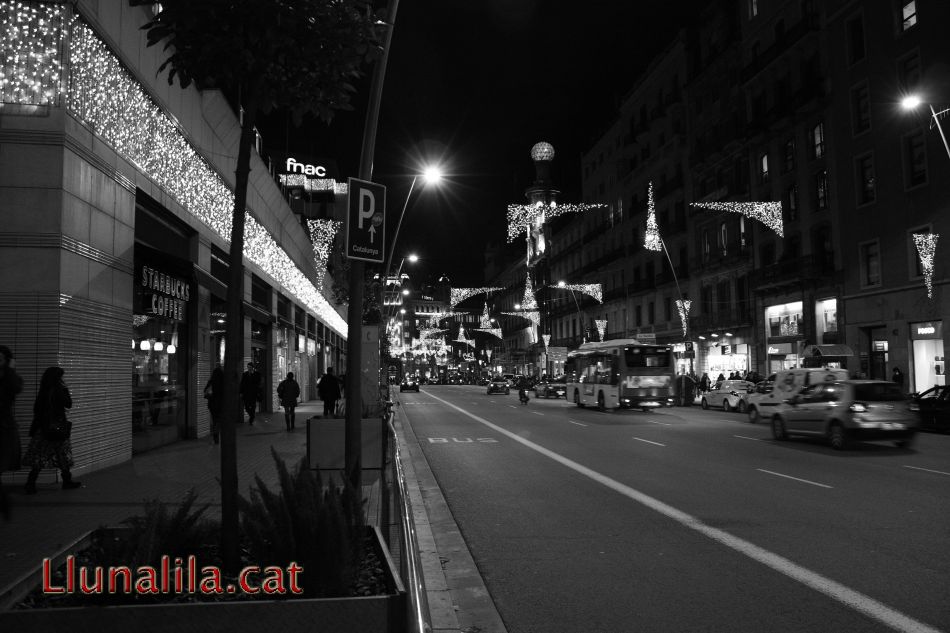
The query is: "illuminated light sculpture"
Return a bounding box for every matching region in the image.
[506,202,606,243]
[542,334,550,350]
[690,201,785,238]
[418,328,447,339]
[479,302,493,329]
[450,287,503,308]
[454,327,475,348]
[307,219,342,283]
[913,233,939,298]
[644,182,662,252]
[595,319,607,342]
[675,299,692,338]
[550,283,602,304]
[61,16,346,335]
[522,275,538,310]
[474,327,503,339]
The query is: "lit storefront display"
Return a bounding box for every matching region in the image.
[911,321,945,391]
[765,301,803,372]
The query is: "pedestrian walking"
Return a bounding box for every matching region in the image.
[317,367,342,419]
[277,372,301,431]
[699,372,711,394]
[239,362,261,425]
[891,367,904,388]
[24,367,81,494]
[716,372,726,386]
[203,363,224,444]
[0,346,23,519]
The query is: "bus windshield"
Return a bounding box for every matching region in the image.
[624,346,672,368]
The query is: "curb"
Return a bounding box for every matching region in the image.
[392,397,508,633]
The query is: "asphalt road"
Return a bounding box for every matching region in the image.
[399,384,950,633]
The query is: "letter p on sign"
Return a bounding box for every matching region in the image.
[346,177,387,263]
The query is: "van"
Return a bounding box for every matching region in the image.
[746,368,849,424]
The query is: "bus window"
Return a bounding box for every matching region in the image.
[564,359,576,382]
[624,346,672,368]
[595,355,617,385]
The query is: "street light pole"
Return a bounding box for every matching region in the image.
[901,96,950,162]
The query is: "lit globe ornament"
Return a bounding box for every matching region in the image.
[530,142,555,162]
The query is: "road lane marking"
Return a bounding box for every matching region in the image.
[568,420,588,427]
[507,405,517,409]
[646,420,672,426]
[734,435,764,441]
[421,390,940,633]
[904,465,950,477]
[633,437,665,446]
[531,411,544,416]
[757,469,832,489]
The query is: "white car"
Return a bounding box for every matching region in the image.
[701,380,755,412]
[746,368,850,424]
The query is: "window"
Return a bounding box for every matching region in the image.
[702,229,711,263]
[815,170,829,210]
[846,15,866,64]
[719,222,729,256]
[664,297,672,322]
[759,152,769,182]
[903,129,928,188]
[760,241,776,266]
[701,285,713,315]
[635,305,642,327]
[811,123,825,158]
[901,1,917,31]
[850,82,871,134]
[748,0,758,19]
[786,184,799,221]
[860,241,881,287]
[783,138,796,172]
[855,154,876,205]
[648,302,655,325]
[898,52,921,92]
[765,301,803,337]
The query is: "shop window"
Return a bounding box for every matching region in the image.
[860,240,881,287]
[850,82,871,135]
[815,298,838,340]
[854,153,876,205]
[902,129,928,188]
[765,301,803,337]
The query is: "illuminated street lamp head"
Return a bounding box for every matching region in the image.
[530,142,555,162]
[422,166,442,184]
[407,253,419,263]
[402,289,410,295]
[399,308,406,314]
[514,303,521,310]
[557,280,566,288]
[901,95,922,110]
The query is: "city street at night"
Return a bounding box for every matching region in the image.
[398,385,949,633]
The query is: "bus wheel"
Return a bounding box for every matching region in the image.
[597,392,606,412]
[575,390,584,408]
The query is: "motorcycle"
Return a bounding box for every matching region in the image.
[518,388,529,405]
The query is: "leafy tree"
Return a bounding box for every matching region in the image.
[130,0,382,572]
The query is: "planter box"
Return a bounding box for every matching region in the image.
[0,526,406,633]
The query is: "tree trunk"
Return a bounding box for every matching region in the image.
[220,97,259,574]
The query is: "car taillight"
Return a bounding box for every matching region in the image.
[849,402,868,413]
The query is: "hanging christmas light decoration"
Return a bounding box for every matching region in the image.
[506,202,606,243]
[501,310,540,328]
[479,302,493,328]
[675,299,692,338]
[474,327,503,339]
[690,201,784,237]
[542,334,550,350]
[450,287,503,308]
[595,319,607,342]
[454,327,475,348]
[913,233,939,298]
[644,181,662,252]
[0,1,65,105]
[418,328,447,339]
[486,349,493,362]
[550,283,603,303]
[426,311,461,327]
[62,16,347,335]
[307,219,342,283]
[521,275,539,310]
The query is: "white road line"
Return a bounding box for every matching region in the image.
[531,411,544,416]
[734,435,764,441]
[568,420,588,427]
[421,390,940,633]
[633,437,665,446]
[757,468,833,489]
[507,405,517,409]
[904,465,950,477]
[646,420,672,426]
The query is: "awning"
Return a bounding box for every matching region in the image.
[803,344,854,357]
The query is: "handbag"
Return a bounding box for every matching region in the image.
[43,392,69,442]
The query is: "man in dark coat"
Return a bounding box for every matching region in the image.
[317,367,342,418]
[239,363,261,425]
[204,364,224,444]
[277,372,301,431]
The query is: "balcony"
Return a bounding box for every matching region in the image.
[749,254,832,292]
[739,15,819,84]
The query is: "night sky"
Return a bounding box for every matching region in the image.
[260,0,710,286]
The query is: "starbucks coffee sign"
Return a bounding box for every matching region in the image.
[141,265,191,321]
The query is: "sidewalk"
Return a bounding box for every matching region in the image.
[0,403,335,592]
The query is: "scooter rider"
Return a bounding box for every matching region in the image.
[517,376,530,404]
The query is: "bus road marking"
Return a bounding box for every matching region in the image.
[421,390,942,633]
[734,435,764,441]
[633,437,665,447]
[568,420,588,427]
[757,469,832,489]
[904,465,950,477]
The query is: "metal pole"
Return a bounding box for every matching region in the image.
[930,104,950,162]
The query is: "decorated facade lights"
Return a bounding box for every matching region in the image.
[426,311,461,327]
[0,1,65,105]
[549,283,602,304]
[521,274,539,310]
[418,328,447,339]
[307,219,342,283]
[62,15,346,335]
[675,299,692,339]
[913,233,940,298]
[506,202,605,243]
[644,181,662,252]
[595,319,607,342]
[450,287,504,308]
[542,334,550,350]
[689,201,784,238]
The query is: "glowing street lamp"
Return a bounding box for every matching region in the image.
[901,94,950,162]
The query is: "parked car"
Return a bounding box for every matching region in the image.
[534,377,567,399]
[400,378,420,393]
[908,385,950,432]
[700,380,755,412]
[746,368,849,424]
[770,380,918,450]
[487,379,510,395]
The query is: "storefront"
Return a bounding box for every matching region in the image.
[911,321,945,392]
[801,344,853,369]
[703,341,750,378]
[766,342,798,374]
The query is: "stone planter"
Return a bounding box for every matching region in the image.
[0,526,406,633]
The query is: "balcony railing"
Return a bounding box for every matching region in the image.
[748,254,832,289]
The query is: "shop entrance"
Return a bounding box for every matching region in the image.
[911,321,945,392]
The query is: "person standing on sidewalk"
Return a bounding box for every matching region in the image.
[24,367,81,494]
[204,363,224,444]
[317,367,342,419]
[0,346,23,519]
[239,362,261,425]
[276,372,301,431]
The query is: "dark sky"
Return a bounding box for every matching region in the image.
[260,0,710,286]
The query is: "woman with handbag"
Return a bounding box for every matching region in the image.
[24,366,81,494]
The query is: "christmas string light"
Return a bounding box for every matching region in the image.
[0,1,65,105]
[542,334,550,350]
[595,319,607,342]
[418,328,447,339]
[479,302,493,328]
[474,327,503,339]
[63,16,347,336]
[454,327,475,348]
[307,219,342,283]
[913,233,939,298]
[690,201,784,237]
[501,310,540,328]
[522,275,538,310]
[506,202,606,243]
[675,299,692,338]
[450,287,503,308]
[644,181,662,252]
[550,283,603,304]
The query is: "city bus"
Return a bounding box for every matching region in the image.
[565,339,677,410]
